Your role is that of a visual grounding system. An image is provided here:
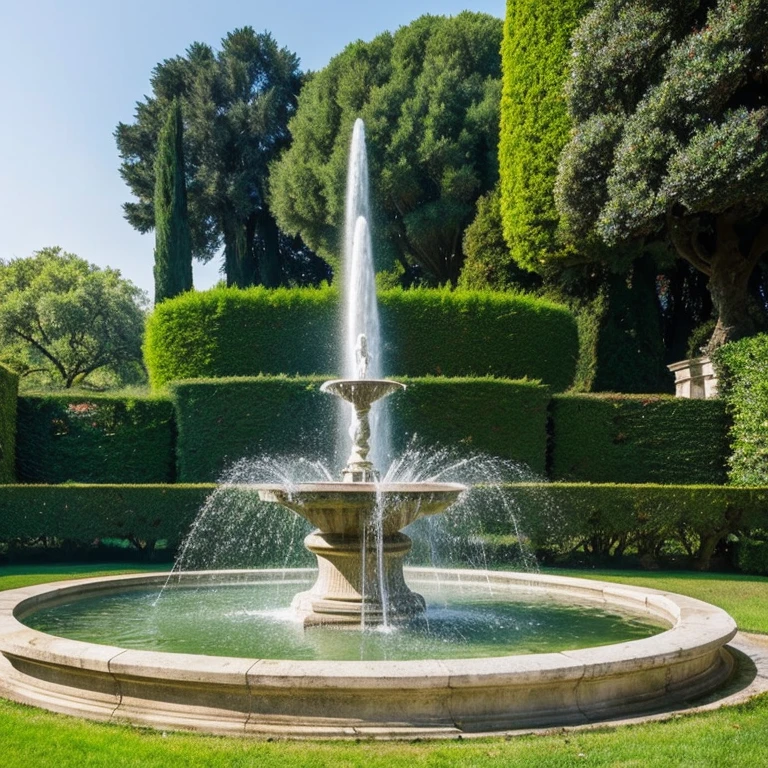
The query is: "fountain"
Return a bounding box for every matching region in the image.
[0,119,743,737]
[256,336,464,627]
[255,117,465,628]
[256,365,465,627]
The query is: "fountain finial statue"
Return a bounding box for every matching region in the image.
[355,333,369,379]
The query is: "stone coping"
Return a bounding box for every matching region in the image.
[247,482,468,494]
[0,569,739,737]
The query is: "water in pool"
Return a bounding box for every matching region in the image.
[24,576,665,661]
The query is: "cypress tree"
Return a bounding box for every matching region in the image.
[498,0,593,271]
[153,99,193,304]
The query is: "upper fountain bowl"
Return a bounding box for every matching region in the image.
[256,481,466,535]
[319,378,405,409]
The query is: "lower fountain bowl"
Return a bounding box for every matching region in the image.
[0,568,737,738]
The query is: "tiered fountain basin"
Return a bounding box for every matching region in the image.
[0,569,737,738]
[256,482,465,625]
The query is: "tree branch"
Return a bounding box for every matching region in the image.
[11,329,67,382]
[667,210,712,276]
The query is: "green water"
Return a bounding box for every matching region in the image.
[24,577,664,661]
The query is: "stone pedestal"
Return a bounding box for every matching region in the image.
[291,531,425,626]
[256,482,464,627]
[667,356,719,399]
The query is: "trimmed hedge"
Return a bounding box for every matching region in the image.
[378,290,576,390]
[170,376,337,483]
[549,394,729,484]
[714,334,768,486]
[502,483,768,570]
[2,482,765,572]
[16,394,176,484]
[0,484,212,547]
[144,286,338,388]
[391,377,550,475]
[171,376,551,482]
[0,364,18,483]
[145,286,578,391]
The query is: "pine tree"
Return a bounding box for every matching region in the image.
[269,13,502,285]
[117,29,306,289]
[153,99,193,304]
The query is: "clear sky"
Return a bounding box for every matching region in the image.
[0,0,504,300]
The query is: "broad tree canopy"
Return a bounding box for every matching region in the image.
[556,0,768,351]
[269,12,503,285]
[0,248,147,388]
[116,28,306,288]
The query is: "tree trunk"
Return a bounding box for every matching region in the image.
[705,211,761,352]
[224,214,260,288]
[668,209,767,353]
[706,252,754,352]
[258,210,283,288]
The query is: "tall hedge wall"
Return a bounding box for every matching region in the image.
[170,376,337,482]
[378,290,576,390]
[714,334,768,486]
[391,377,550,475]
[549,394,729,484]
[0,484,212,546]
[145,286,578,391]
[144,286,338,388]
[0,363,18,483]
[499,0,593,271]
[171,376,551,482]
[16,394,176,484]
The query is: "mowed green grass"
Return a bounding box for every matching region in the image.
[545,568,768,634]
[0,564,767,768]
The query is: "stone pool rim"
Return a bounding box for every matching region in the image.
[0,568,738,738]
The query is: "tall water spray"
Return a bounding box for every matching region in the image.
[342,119,389,468]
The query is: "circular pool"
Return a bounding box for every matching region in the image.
[0,568,737,738]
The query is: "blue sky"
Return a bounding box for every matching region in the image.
[0,0,504,299]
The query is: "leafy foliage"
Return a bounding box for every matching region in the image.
[556,0,768,349]
[459,185,541,291]
[0,248,147,389]
[549,393,729,483]
[506,483,767,570]
[736,534,768,575]
[593,260,669,392]
[499,0,594,272]
[0,363,18,483]
[713,333,768,485]
[556,258,670,393]
[153,99,193,303]
[269,13,503,285]
[116,28,311,287]
[144,286,578,391]
[16,394,176,483]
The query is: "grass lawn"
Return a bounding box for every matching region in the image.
[0,563,767,767]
